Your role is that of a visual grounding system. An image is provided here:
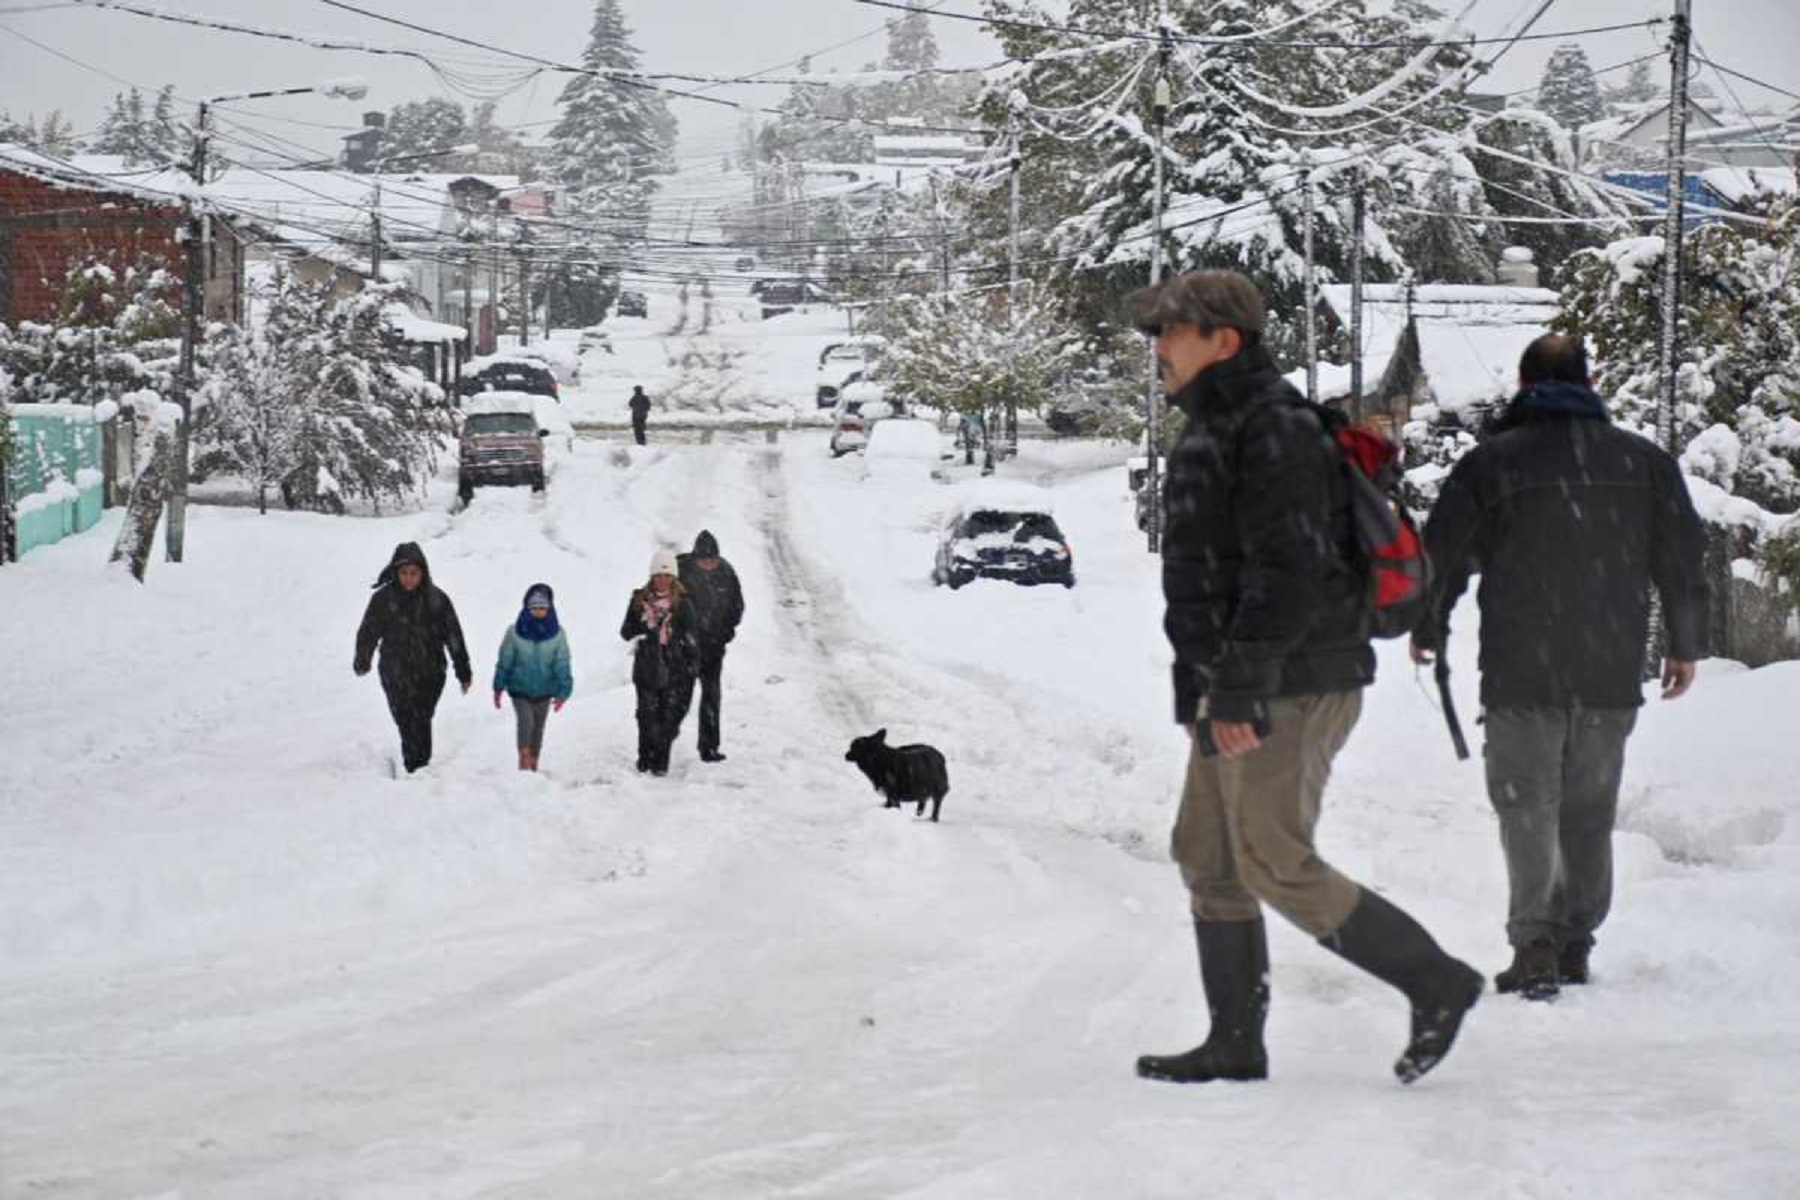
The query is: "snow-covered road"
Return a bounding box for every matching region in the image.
[2,436,1796,1198]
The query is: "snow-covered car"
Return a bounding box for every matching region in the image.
[616,290,648,319]
[457,355,560,402]
[829,382,910,457]
[458,392,547,502]
[861,417,943,482]
[506,339,580,387]
[1044,396,1109,436]
[933,484,1076,589]
[815,337,887,408]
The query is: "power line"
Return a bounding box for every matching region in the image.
[1689,54,1800,106]
[851,0,1662,51]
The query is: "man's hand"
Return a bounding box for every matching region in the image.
[460,679,472,696]
[1409,638,1435,666]
[353,664,369,677]
[1661,658,1696,700]
[1212,720,1263,758]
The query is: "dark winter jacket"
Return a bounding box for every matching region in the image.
[620,583,699,690]
[354,542,473,694]
[1415,381,1709,710]
[1161,344,1374,725]
[678,534,745,648]
[629,389,652,423]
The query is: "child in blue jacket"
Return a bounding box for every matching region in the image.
[492,583,573,771]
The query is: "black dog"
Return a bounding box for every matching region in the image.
[845,728,949,822]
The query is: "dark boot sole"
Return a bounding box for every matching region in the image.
[1395,965,1483,1086]
[1135,1052,1269,1084]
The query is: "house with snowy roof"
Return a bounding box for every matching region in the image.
[1317,277,1562,436]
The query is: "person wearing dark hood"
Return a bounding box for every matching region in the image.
[1412,334,1708,1001]
[620,549,699,775]
[677,530,745,763]
[354,542,473,774]
[1127,269,1482,1089]
[628,385,652,446]
[491,583,573,772]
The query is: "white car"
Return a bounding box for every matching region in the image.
[815,337,887,409]
[861,417,943,482]
[829,382,910,457]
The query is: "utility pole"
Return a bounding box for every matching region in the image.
[1302,160,1319,406]
[167,99,209,564]
[1349,166,1366,422]
[1007,106,1022,457]
[1145,18,1173,554]
[1657,0,1694,456]
[517,240,531,347]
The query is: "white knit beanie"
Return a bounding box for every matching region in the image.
[648,548,679,579]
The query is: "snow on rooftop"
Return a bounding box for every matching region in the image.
[385,306,464,343]
[1699,166,1797,204]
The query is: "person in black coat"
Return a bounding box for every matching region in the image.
[1127,269,1480,1090]
[677,529,745,763]
[620,548,699,775]
[1412,333,1709,999]
[354,542,473,774]
[628,385,652,446]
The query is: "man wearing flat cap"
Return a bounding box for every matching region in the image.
[1131,270,1482,1089]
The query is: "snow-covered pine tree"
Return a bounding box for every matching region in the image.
[1467,106,1622,278]
[1536,43,1607,130]
[1606,59,1659,110]
[379,99,469,168]
[880,283,1081,424]
[546,0,678,326]
[195,322,300,515]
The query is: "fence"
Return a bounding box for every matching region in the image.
[2,403,105,561]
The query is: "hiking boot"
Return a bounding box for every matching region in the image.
[1558,939,1591,986]
[1320,888,1483,1085]
[700,750,727,763]
[1137,917,1270,1084]
[1495,941,1561,1001]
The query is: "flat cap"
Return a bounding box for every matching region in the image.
[1126,269,1266,336]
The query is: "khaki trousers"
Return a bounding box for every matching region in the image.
[1171,691,1364,939]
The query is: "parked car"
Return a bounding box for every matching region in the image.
[615,289,648,318]
[829,382,911,456]
[457,355,560,402]
[752,277,830,318]
[816,337,886,408]
[861,417,942,482]
[933,484,1076,589]
[458,393,547,503]
[734,255,757,272]
[1044,396,1110,436]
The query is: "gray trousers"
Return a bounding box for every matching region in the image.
[511,695,553,754]
[1484,706,1638,949]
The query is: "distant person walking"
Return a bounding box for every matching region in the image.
[354,542,473,775]
[678,530,745,763]
[1127,269,1481,1088]
[629,385,652,446]
[1413,334,1709,1000]
[491,583,573,772]
[620,549,698,775]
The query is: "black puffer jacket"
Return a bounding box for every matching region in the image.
[354,542,473,693]
[1162,345,1373,725]
[678,532,745,647]
[1416,382,1708,709]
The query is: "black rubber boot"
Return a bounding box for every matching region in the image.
[1136,917,1270,1084]
[1557,938,1592,986]
[1320,889,1483,1085]
[1495,941,1561,1000]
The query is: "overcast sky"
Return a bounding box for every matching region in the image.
[3,1,1795,164]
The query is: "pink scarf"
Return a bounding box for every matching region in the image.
[640,588,676,646]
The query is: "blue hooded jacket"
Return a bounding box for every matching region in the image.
[493,584,573,700]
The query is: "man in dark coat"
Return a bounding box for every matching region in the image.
[628,385,652,446]
[1129,269,1481,1089]
[1412,333,1709,1000]
[354,542,473,774]
[677,529,746,763]
[620,549,699,775]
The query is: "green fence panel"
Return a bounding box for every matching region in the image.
[7,406,105,559]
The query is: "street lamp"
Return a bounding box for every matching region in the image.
[165,77,368,563]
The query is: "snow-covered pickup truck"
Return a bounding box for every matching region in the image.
[458,393,547,503]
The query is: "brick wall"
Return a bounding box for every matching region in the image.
[0,168,241,326]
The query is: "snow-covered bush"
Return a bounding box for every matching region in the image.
[0,255,181,408]
[1556,196,1800,512]
[879,284,1081,426]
